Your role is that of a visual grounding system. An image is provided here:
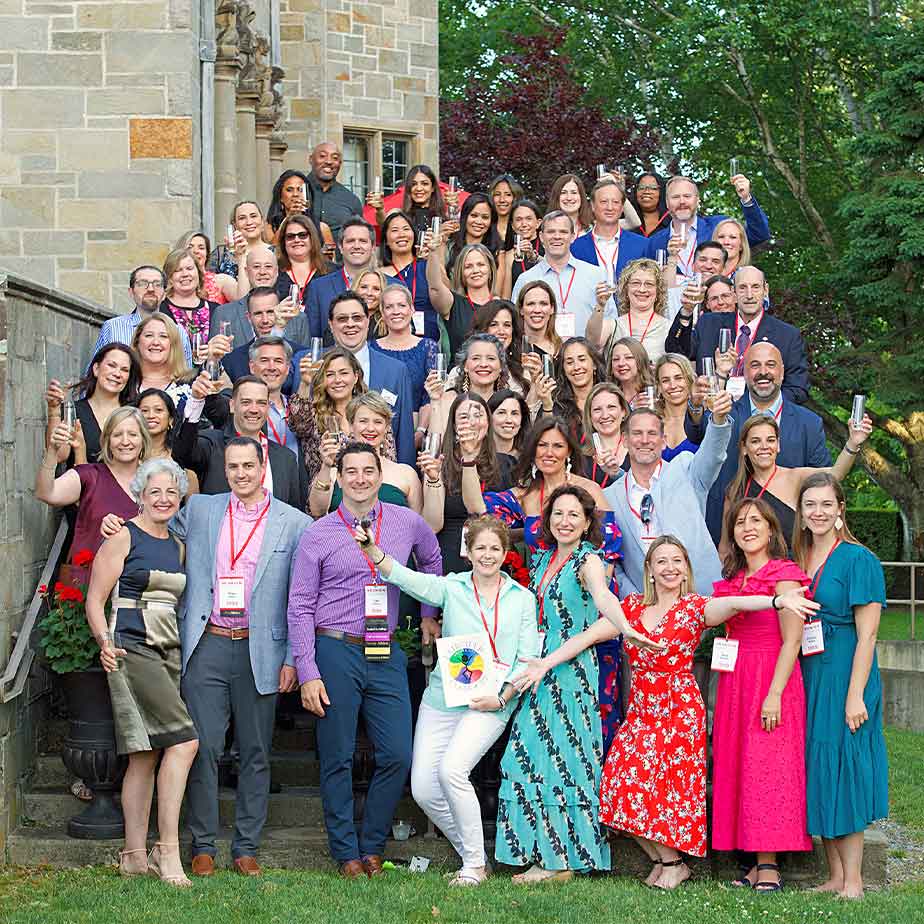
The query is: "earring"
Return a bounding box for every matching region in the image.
[531,463,538,480]
[462,372,470,393]
[649,575,655,583]
[835,516,843,531]
[137,503,144,515]
[565,458,572,476]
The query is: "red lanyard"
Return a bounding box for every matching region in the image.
[536,550,573,628]
[228,495,271,570]
[337,504,383,581]
[628,310,657,343]
[266,399,289,446]
[472,579,501,660]
[391,260,417,305]
[808,539,840,598]
[556,266,576,309]
[745,463,778,501]
[341,268,351,288]
[625,463,661,523]
[236,431,269,484]
[288,268,315,304]
[591,462,610,488]
[591,228,620,277]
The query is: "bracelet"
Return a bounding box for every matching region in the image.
[461,459,477,467]
[687,399,704,414]
[497,695,505,710]
[771,594,780,610]
[41,460,58,471]
[313,479,331,491]
[372,550,386,566]
[426,479,443,487]
[843,444,858,456]
[415,426,427,435]
[96,632,114,647]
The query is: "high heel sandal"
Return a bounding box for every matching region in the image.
[118,848,148,878]
[652,858,690,891]
[147,842,192,888]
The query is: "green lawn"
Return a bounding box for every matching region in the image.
[884,726,924,839]
[0,867,922,924]
[878,608,920,641]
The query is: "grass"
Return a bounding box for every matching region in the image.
[0,867,923,924]
[877,608,920,641]
[884,726,924,839]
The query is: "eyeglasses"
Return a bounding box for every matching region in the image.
[134,280,163,290]
[707,292,735,304]
[628,281,657,290]
[640,494,654,525]
[637,184,660,191]
[285,231,310,242]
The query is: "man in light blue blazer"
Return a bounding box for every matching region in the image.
[604,393,733,597]
[172,437,312,876]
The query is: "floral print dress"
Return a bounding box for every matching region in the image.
[598,593,708,856]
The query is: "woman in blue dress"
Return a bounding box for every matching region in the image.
[793,472,888,900]
[494,485,655,882]
[460,417,626,751]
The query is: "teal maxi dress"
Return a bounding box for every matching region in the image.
[495,541,611,872]
[802,541,888,838]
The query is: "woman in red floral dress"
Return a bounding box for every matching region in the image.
[597,535,819,890]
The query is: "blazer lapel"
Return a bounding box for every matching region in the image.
[251,505,284,592]
[208,495,226,584]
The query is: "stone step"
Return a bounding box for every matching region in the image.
[4,825,887,887]
[32,751,322,790]
[22,786,427,831]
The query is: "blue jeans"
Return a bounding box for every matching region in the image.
[313,636,412,862]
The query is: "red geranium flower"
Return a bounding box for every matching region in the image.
[39,584,48,595]
[57,586,85,604]
[72,549,94,567]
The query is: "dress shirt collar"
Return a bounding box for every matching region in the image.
[337,499,381,527]
[737,309,763,332]
[749,390,783,419]
[230,489,270,518]
[353,342,371,381]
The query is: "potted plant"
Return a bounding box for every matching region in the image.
[38,549,126,839]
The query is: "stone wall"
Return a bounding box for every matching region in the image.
[0,0,199,308]
[279,0,439,171]
[0,272,112,853]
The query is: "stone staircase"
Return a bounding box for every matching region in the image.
[7,719,888,887]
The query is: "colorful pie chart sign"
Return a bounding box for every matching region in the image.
[448,648,484,684]
[437,633,501,707]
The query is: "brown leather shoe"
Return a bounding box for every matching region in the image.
[190,854,215,877]
[362,854,385,878]
[233,856,262,876]
[340,859,366,879]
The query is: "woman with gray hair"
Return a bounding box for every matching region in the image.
[85,457,199,886]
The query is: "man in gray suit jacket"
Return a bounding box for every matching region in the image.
[172,437,312,877]
[604,392,733,597]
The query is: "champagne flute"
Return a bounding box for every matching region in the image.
[206,359,222,382]
[220,320,233,347]
[310,337,323,362]
[702,357,719,398]
[435,354,447,383]
[424,430,442,457]
[655,249,667,269]
[729,157,739,179]
[644,385,657,408]
[193,330,208,365]
[851,395,867,428]
[596,164,607,179]
[719,328,733,354]
[63,400,77,432]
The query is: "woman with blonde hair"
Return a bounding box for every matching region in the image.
[654,353,705,461]
[713,218,751,279]
[160,247,213,342]
[174,230,240,304]
[351,267,390,337]
[208,200,269,284]
[131,313,195,408]
[589,258,670,362]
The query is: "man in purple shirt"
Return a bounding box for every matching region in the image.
[288,442,443,879]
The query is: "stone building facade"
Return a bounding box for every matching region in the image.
[0,0,439,309]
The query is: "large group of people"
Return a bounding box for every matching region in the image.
[37,142,887,899]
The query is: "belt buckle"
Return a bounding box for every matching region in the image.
[230,627,247,640]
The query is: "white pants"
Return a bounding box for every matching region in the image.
[411,702,507,869]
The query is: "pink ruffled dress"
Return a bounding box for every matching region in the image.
[710,559,813,853]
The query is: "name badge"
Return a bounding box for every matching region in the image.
[364,584,388,617]
[726,376,746,400]
[711,637,739,673]
[218,575,245,613]
[460,526,469,559]
[412,310,425,336]
[641,534,657,552]
[536,631,545,657]
[555,313,576,338]
[801,620,825,656]
[381,388,397,407]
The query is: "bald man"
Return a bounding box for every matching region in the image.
[665,265,810,403]
[704,340,831,544]
[306,141,363,241]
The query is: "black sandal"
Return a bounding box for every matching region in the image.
[732,864,755,888]
[653,859,690,891]
[754,862,783,893]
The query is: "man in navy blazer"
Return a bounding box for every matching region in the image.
[704,341,831,544]
[305,217,377,344]
[570,176,652,282]
[648,174,770,271]
[665,266,810,403]
[289,292,416,465]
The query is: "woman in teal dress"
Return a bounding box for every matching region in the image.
[495,484,656,883]
[794,473,888,900]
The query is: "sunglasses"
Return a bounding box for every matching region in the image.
[640,494,654,526]
[285,231,310,242]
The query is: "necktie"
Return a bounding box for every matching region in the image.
[734,324,751,375]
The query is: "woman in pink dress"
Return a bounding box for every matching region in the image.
[711,496,813,892]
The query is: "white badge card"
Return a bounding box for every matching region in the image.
[711,637,739,673]
[555,312,576,339]
[726,376,746,401]
[536,631,546,658]
[641,534,657,553]
[413,310,425,336]
[218,575,245,613]
[801,620,825,657]
[364,584,388,617]
[436,633,504,707]
[380,388,397,407]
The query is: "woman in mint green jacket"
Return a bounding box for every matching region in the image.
[353,514,539,887]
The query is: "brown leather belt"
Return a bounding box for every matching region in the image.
[316,627,391,647]
[206,623,250,640]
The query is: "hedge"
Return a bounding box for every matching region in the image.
[848,507,903,594]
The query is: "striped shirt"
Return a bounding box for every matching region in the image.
[90,310,193,368]
[287,500,443,684]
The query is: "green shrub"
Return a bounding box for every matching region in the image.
[848,508,902,593]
